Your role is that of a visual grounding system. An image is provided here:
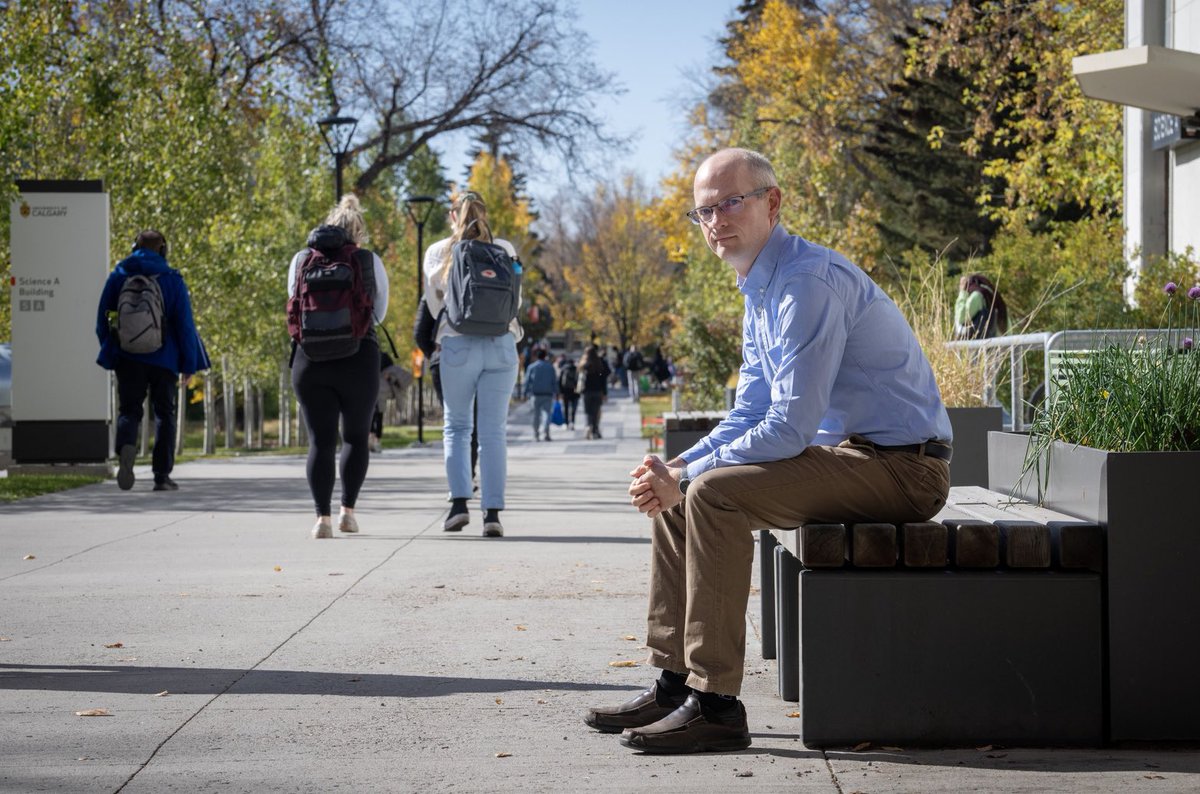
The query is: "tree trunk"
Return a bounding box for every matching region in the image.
[256,388,265,448]
[175,377,186,455]
[279,362,290,448]
[243,377,253,449]
[222,355,235,449]
[203,371,215,455]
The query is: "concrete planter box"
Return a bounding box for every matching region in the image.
[989,431,1200,741]
[946,406,1003,487]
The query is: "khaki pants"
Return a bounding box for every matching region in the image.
[645,436,950,696]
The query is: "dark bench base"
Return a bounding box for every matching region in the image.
[797,568,1103,747]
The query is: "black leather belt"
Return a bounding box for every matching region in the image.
[872,440,953,463]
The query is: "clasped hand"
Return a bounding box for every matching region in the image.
[628,454,684,518]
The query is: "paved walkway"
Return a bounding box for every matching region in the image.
[2,394,1198,792]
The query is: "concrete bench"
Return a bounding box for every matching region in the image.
[758,485,1104,747]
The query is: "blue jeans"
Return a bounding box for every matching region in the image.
[531,394,554,437]
[439,334,518,509]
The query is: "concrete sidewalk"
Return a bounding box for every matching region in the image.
[1,395,1198,792]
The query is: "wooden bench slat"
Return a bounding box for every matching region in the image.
[799,524,847,568]
[900,521,948,567]
[851,523,897,567]
[943,518,1000,568]
[995,520,1052,568]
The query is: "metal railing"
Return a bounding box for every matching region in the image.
[946,328,1191,431]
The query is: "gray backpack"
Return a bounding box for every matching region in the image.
[444,238,521,336]
[116,274,165,354]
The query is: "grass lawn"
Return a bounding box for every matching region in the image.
[1,422,443,502]
[0,473,106,503]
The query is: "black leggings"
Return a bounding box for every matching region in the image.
[292,341,380,516]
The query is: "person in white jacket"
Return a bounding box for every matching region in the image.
[423,191,522,538]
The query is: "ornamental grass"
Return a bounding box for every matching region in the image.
[1028,281,1200,453]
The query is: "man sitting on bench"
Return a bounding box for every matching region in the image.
[583,147,953,754]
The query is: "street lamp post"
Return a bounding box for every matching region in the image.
[405,195,437,443]
[316,114,359,201]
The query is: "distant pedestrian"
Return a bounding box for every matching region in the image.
[579,344,609,440]
[524,348,557,441]
[287,195,389,539]
[423,191,523,538]
[650,348,671,391]
[96,229,210,492]
[954,274,1008,340]
[623,345,645,401]
[557,355,580,430]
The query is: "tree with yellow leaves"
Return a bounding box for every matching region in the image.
[562,178,677,352]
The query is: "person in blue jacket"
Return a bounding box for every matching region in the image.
[96,230,210,491]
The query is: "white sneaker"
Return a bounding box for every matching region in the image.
[483,520,504,538]
[338,513,359,534]
[312,518,333,539]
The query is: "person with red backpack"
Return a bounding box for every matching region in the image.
[287,194,389,539]
[96,229,210,492]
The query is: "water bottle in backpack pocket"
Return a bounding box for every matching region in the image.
[116,274,165,354]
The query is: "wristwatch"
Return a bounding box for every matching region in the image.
[678,476,691,495]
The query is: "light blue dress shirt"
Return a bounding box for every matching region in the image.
[681,224,952,480]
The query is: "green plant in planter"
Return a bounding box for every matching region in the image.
[1028,281,1200,454]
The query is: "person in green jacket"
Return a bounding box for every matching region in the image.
[954,273,1007,339]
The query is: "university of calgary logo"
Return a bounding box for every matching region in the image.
[19,202,30,218]
[481,269,497,279]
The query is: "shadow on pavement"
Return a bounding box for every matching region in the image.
[0,663,631,697]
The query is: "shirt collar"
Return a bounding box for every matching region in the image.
[737,223,788,296]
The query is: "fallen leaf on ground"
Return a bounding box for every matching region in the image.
[536,699,547,704]
[273,565,282,572]
[23,555,35,560]
[608,660,638,668]
[495,752,511,758]
[328,572,344,576]
[0,637,10,642]
[851,741,871,751]
[104,642,124,649]
[75,709,111,717]
[515,625,527,631]
[495,698,503,705]
[621,635,637,641]
[433,584,445,589]
[735,770,753,777]
[153,691,168,697]
[1145,774,1166,780]
[786,712,800,718]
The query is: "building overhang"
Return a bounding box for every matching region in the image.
[1073,45,1200,119]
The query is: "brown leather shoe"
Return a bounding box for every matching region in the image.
[618,693,751,754]
[583,683,688,734]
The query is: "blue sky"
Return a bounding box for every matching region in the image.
[431,0,740,204]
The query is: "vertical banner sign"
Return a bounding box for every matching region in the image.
[10,180,111,462]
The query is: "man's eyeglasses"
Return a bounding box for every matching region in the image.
[686,187,772,225]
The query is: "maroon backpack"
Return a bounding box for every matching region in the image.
[287,226,375,362]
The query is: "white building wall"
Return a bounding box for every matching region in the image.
[1171,2,1200,259]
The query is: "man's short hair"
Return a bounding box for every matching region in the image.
[703,147,779,189]
[134,229,168,256]
[536,348,548,360]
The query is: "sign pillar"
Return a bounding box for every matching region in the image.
[9,180,111,463]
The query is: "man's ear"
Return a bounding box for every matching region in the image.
[767,186,782,224]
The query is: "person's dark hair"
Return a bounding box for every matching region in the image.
[536,348,548,360]
[134,229,168,257]
[581,344,605,374]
